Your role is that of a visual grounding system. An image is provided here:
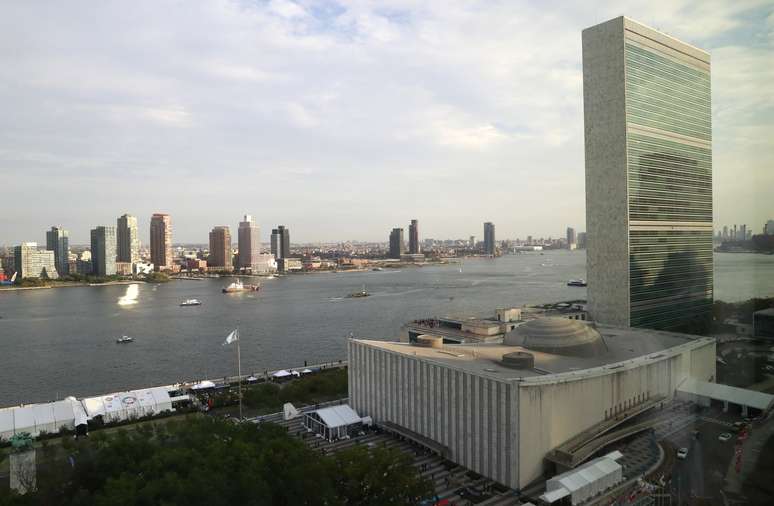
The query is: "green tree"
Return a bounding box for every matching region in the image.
[331,445,433,505]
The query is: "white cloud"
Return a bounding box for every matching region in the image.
[0,0,770,243]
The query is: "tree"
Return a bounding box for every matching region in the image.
[331,445,433,504]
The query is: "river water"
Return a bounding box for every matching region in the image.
[0,251,772,405]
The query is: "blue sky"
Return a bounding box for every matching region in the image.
[0,0,771,244]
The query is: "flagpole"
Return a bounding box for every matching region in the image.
[236,327,243,420]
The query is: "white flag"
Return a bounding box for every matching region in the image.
[222,329,239,345]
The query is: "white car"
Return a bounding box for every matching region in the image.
[677,448,689,459]
[718,433,732,442]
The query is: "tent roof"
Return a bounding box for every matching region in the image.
[310,405,361,429]
[191,380,216,390]
[273,370,292,377]
[541,451,623,503]
[679,378,774,410]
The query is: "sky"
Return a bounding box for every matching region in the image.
[0,0,772,245]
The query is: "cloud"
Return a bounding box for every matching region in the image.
[0,0,771,243]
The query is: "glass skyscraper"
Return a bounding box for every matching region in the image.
[45,226,69,276]
[583,17,712,330]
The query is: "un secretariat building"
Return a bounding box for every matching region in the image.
[583,16,713,331]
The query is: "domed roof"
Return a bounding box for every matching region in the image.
[504,317,606,357]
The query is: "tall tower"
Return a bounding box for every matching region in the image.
[116,214,139,263]
[90,226,117,277]
[208,226,232,269]
[408,219,420,254]
[278,226,290,259]
[483,222,495,256]
[389,228,405,259]
[270,228,279,258]
[566,227,577,249]
[238,214,260,270]
[150,213,173,271]
[583,17,713,330]
[45,226,69,276]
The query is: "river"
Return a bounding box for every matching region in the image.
[0,251,772,405]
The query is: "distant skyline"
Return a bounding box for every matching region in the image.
[1,1,772,244]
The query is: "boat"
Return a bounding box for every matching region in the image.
[180,299,202,307]
[116,335,134,344]
[347,285,370,298]
[372,267,384,271]
[567,279,587,287]
[222,279,260,293]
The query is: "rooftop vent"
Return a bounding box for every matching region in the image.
[415,335,443,349]
[501,351,535,369]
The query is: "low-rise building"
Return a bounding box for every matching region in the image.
[349,318,716,489]
[278,257,303,272]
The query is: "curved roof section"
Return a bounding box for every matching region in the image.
[505,317,607,357]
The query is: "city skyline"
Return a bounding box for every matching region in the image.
[1,1,771,244]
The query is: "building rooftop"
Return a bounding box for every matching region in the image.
[356,323,714,383]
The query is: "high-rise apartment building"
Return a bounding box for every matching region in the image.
[117,214,139,263]
[469,236,475,248]
[14,242,58,279]
[150,213,173,271]
[765,220,774,235]
[408,219,420,254]
[208,226,232,269]
[389,228,405,259]
[278,226,290,259]
[270,229,279,258]
[238,214,260,270]
[566,227,577,249]
[45,226,69,276]
[483,222,496,256]
[583,17,713,330]
[90,226,117,277]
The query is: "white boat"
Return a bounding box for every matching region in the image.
[222,279,260,293]
[180,299,202,307]
[116,335,134,344]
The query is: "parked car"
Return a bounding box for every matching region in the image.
[718,432,732,442]
[677,448,689,459]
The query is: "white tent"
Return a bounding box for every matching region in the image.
[82,387,173,423]
[0,398,86,439]
[190,380,216,390]
[272,370,292,379]
[303,404,362,440]
[540,451,623,505]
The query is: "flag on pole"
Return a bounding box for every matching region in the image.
[222,329,239,345]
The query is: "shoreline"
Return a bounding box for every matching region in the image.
[0,279,148,292]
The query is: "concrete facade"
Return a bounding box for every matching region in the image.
[583,17,630,327]
[349,328,715,490]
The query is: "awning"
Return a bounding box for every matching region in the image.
[678,378,774,411]
[272,370,292,378]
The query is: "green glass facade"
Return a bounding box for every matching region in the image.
[625,42,713,330]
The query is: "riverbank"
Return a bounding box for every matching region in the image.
[0,279,144,292]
